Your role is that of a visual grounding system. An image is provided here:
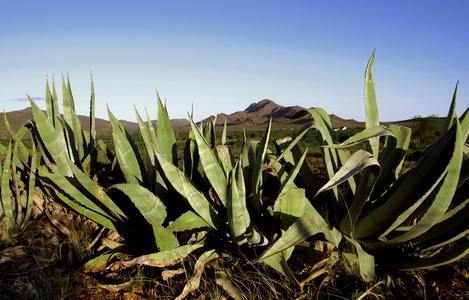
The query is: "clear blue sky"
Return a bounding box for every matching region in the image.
[1,1,468,122]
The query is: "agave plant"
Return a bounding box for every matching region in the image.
[0,115,38,244]
[145,109,343,286]
[26,77,178,258]
[261,50,469,282]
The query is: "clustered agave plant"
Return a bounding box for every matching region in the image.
[0,50,468,297]
[262,50,469,282]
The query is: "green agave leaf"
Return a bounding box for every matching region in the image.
[154,147,225,231]
[89,73,96,159]
[45,79,58,127]
[337,152,381,237]
[353,123,459,239]
[183,138,198,180]
[362,120,464,250]
[277,188,306,261]
[227,160,267,247]
[156,94,178,165]
[4,114,29,169]
[258,214,322,260]
[373,124,411,198]
[316,150,380,197]
[80,251,114,273]
[17,141,37,231]
[377,239,469,271]
[274,122,314,164]
[304,108,344,202]
[1,143,19,237]
[150,223,180,251]
[136,108,157,193]
[260,252,300,287]
[305,108,338,175]
[227,161,251,246]
[325,125,394,149]
[51,78,60,122]
[108,108,145,185]
[111,183,166,226]
[459,106,469,141]
[364,49,380,157]
[68,160,127,221]
[276,149,307,202]
[189,117,228,206]
[29,97,73,177]
[97,139,117,169]
[221,118,227,145]
[304,200,343,247]
[252,118,272,214]
[215,145,235,175]
[11,143,22,226]
[109,183,178,252]
[440,82,458,138]
[40,165,118,229]
[168,210,210,232]
[274,135,323,197]
[41,181,117,231]
[62,75,85,166]
[346,237,375,282]
[204,116,217,149]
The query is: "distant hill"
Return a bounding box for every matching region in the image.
[201,99,367,129]
[0,100,414,139]
[0,107,191,139]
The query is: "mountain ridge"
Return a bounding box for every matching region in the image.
[0,100,414,139]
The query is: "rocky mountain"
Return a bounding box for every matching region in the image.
[201,99,366,129]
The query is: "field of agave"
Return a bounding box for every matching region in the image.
[1,51,469,299]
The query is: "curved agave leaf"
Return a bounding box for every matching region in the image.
[68,159,126,221]
[251,119,272,214]
[153,147,225,231]
[345,236,375,282]
[227,161,251,246]
[353,123,459,239]
[168,211,210,232]
[372,124,411,198]
[1,143,20,239]
[260,252,300,287]
[135,108,159,194]
[111,184,166,226]
[274,122,315,164]
[221,119,227,145]
[20,141,37,230]
[440,82,458,138]
[276,148,307,202]
[316,150,380,197]
[29,97,73,177]
[376,239,469,271]
[111,183,179,251]
[45,78,60,127]
[189,117,228,206]
[361,120,464,250]
[258,213,323,260]
[364,49,380,157]
[108,108,145,185]
[62,75,85,167]
[156,94,178,165]
[325,125,394,150]
[275,135,323,198]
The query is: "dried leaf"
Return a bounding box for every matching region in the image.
[176,250,215,300]
[215,271,245,300]
[162,268,185,281]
